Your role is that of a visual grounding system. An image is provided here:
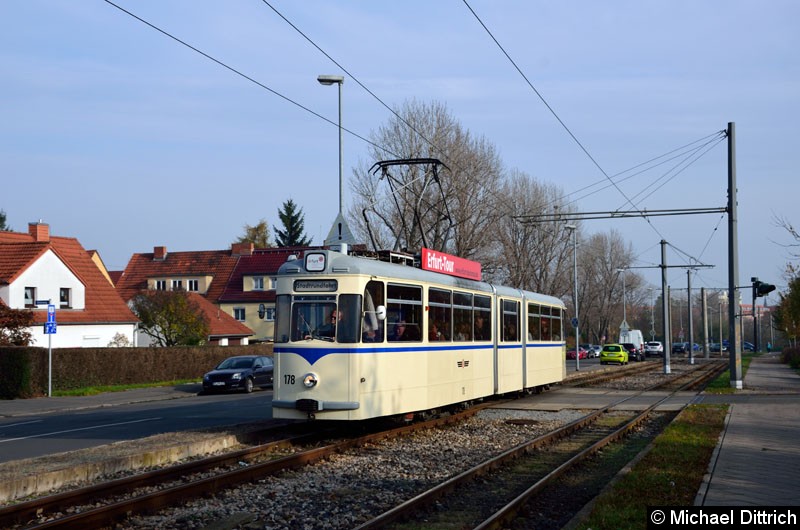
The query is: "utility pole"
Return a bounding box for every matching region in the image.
[727,122,742,389]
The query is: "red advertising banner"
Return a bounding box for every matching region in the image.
[421,248,482,281]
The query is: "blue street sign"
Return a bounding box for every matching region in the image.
[571,317,579,328]
[44,322,57,334]
[47,304,56,323]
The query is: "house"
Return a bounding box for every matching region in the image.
[0,222,138,347]
[115,243,317,344]
[115,244,252,346]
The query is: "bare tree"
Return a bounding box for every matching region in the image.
[490,169,575,295]
[576,230,638,343]
[348,99,503,259]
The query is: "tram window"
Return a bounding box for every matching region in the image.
[428,288,452,341]
[453,291,472,341]
[336,294,361,343]
[387,283,422,342]
[540,305,552,340]
[474,294,491,341]
[275,294,292,343]
[528,303,541,341]
[362,280,385,343]
[550,307,562,340]
[502,299,519,342]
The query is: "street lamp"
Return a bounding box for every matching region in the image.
[566,224,579,371]
[318,74,355,249]
[317,75,344,216]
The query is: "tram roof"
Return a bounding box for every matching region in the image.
[277,249,565,308]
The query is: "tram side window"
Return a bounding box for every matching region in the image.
[540,305,552,340]
[362,280,385,343]
[550,307,562,340]
[453,291,473,341]
[528,303,541,341]
[336,294,361,343]
[502,299,519,342]
[473,294,491,341]
[428,288,452,341]
[387,283,422,342]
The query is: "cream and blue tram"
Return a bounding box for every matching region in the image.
[272,250,566,421]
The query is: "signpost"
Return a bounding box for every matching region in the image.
[43,303,57,397]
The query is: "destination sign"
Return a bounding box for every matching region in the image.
[294,280,338,292]
[421,248,482,281]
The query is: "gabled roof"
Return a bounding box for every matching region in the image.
[115,249,239,303]
[187,292,253,338]
[218,247,317,303]
[0,242,50,284]
[0,227,138,325]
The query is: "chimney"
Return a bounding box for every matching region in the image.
[28,221,50,242]
[231,242,254,256]
[153,246,167,261]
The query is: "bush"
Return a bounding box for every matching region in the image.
[781,346,800,369]
[0,348,34,398]
[0,344,273,398]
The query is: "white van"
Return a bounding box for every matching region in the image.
[619,329,644,352]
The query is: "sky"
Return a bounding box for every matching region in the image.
[2,1,798,301]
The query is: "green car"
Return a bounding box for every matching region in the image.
[600,343,629,365]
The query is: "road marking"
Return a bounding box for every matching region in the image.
[0,417,162,444]
[0,420,43,431]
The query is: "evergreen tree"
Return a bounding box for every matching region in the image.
[0,209,9,231]
[274,199,312,247]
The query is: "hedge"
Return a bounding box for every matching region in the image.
[0,344,273,399]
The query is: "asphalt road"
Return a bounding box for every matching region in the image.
[0,389,274,463]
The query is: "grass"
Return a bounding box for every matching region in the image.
[702,351,756,394]
[52,379,199,397]
[574,353,767,529]
[574,404,728,530]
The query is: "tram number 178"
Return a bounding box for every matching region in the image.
[284,374,296,385]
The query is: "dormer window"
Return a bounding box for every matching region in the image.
[187,279,199,292]
[155,280,167,291]
[253,277,265,291]
[172,279,183,291]
[270,277,277,290]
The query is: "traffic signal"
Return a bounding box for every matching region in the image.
[753,280,776,298]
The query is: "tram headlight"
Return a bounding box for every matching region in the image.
[302,373,319,388]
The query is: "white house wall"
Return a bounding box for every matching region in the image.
[10,250,85,309]
[29,323,137,348]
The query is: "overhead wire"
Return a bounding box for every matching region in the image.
[106,0,728,282]
[461,0,728,279]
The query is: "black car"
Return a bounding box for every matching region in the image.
[621,342,644,362]
[201,355,273,394]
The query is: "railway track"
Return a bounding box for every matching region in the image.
[2,361,725,529]
[354,360,725,529]
[1,407,492,529]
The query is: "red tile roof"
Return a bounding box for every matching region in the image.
[0,230,138,325]
[115,249,239,303]
[218,247,315,303]
[188,292,252,338]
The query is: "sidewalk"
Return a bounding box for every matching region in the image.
[0,383,201,418]
[695,352,800,506]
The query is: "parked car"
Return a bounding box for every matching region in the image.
[201,355,274,394]
[710,342,729,353]
[672,342,698,354]
[567,347,588,360]
[600,343,628,365]
[644,341,663,356]
[621,342,644,362]
[743,341,755,352]
[580,344,602,358]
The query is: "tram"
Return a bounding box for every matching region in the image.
[272,248,566,421]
